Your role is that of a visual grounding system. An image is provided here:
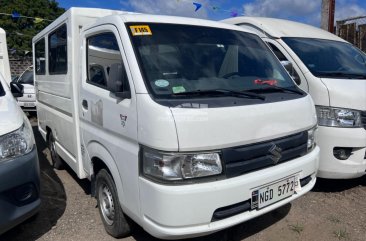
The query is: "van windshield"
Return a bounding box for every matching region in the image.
[127,23,297,99]
[283,37,366,79]
[17,69,34,85]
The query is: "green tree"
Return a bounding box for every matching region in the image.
[0,0,65,56]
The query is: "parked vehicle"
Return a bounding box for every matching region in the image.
[33,8,319,239]
[0,28,11,86]
[0,72,41,235]
[223,17,366,179]
[14,66,36,112]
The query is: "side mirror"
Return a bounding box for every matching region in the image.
[107,63,131,99]
[281,60,301,85]
[10,82,24,98]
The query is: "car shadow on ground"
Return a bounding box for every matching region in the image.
[129,204,291,241]
[312,176,366,193]
[0,123,67,241]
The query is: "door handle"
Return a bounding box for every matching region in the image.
[82,99,88,110]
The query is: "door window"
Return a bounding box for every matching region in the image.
[87,32,129,92]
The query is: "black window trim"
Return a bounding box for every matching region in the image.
[35,37,46,75]
[48,23,68,75]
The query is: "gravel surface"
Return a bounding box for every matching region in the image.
[1,117,365,241]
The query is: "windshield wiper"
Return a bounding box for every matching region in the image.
[172,89,265,100]
[248,83,304,95]
[315,72,366,79]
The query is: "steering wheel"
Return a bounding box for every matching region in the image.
[222,72,241,79]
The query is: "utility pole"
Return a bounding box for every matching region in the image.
[321,0,336,33]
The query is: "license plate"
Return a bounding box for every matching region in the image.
[251,176,297,209]
[24,102,35,107]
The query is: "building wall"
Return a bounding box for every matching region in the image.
[9,56,32,76]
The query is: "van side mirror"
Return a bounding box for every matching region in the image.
[107,63,131,99]
[281,61,301,85]
[10,82,24,98]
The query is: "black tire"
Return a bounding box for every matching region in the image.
[96,169,131,238]
[48,131,64,170]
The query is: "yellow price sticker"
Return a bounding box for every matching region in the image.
[130,25,152,36]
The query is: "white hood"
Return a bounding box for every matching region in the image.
[321,78,366,110]
[171,95,317,151]
[0,85,23,136]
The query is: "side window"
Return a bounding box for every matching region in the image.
[267,42,288,62]
[267,42,301,85]
[49,24,67,74]
[87,32,129,92]
[35,38,45,75]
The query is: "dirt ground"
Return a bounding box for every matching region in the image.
[1,117,366,241]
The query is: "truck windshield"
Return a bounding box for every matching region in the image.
[283,37,366,79]
[127,23,297,99]
[17,70,34,85]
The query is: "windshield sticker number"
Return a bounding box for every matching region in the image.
[130,25,152,36]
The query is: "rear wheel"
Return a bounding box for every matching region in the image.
[96,169,131,238]
[48,131,63,170]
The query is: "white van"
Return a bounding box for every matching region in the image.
[0,28,11,86]
[0,30,40,233]
[14,66,37,112]
[223,17,366,179]
[33,8,319,239]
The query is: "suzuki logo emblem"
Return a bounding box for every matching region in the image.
[268,143,282,164]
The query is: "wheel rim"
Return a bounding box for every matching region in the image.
[98,183,115,225]
[50,136,57,163]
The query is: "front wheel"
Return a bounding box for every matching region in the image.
[48,131,63,170]
[96,169,131,238]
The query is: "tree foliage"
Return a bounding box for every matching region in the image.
[0,0,65,56]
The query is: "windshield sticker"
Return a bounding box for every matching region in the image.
[155,79,169,88]
[130,25,152,36]
[172,86,186,93]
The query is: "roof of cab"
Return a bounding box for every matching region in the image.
[34,7,257,42]
[222,17,347,42]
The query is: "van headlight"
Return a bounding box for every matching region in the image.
[316,106,362,128]
[307,126,317,152]
[0,117,35,161]
[142,148,222,181]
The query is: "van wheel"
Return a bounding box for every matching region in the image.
[96,169,131,238]
[48,131,63,170]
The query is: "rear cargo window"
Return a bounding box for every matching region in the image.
[49,24,67,75]
[35,38,45,75]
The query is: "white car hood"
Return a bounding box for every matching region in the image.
[0,93,23,136]
[321,78,366,110]
[171,95,317,151]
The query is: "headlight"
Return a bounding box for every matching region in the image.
[0,117,35,161]
[142,148,222,181]
[316,106,362,128]
[307,126,317,152]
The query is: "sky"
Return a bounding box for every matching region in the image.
[58,0,366,26]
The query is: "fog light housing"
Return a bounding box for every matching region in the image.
[333,147,353,160]
[12,183,38,206]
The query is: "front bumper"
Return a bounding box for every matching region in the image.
[0,147,41,234]
[17,101,37,112]
[316,126,366,179]
[138,146,319,240]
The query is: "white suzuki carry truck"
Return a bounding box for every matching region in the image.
[223,17,366,179]
[33,8,319,239]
